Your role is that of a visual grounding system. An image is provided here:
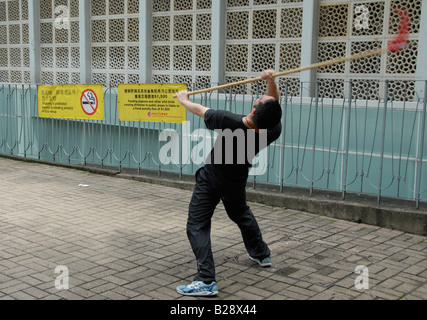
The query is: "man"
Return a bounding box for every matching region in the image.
[175,69,282,297]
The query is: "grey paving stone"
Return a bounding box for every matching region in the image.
[0,157,426,301]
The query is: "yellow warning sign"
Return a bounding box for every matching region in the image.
[118,84,187,123]
[38,85,104,120]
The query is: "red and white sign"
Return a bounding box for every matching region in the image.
[81,89,98,116]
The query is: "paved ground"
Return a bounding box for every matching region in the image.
[0,156,426,301]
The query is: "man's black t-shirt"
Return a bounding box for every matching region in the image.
[203,109,282,179]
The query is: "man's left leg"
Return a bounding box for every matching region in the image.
[221,188,270,265]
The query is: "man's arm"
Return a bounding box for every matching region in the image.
[176,90,210,119]
[261,69,280,101]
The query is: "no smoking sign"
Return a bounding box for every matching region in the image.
[81,89,99,116]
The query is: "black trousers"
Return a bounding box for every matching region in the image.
[186,165,270,282]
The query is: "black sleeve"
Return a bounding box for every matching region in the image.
[204,109,227,130]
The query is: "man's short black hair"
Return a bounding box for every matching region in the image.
[252,99,282,129]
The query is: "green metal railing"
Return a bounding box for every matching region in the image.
[1,81,426,208]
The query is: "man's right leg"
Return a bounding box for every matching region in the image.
[186,167,220,283]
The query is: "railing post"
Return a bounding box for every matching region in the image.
[310,82,320,197]
[179,118,183,180]
[342,82,352,200]
[415,81,427,209]
[279,83,288,193]
[378,81,389,205]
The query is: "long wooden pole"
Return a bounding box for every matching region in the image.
[175,8,409,98]
[181,47,386,97]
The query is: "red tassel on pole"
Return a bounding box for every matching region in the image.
[388,8,410,53]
